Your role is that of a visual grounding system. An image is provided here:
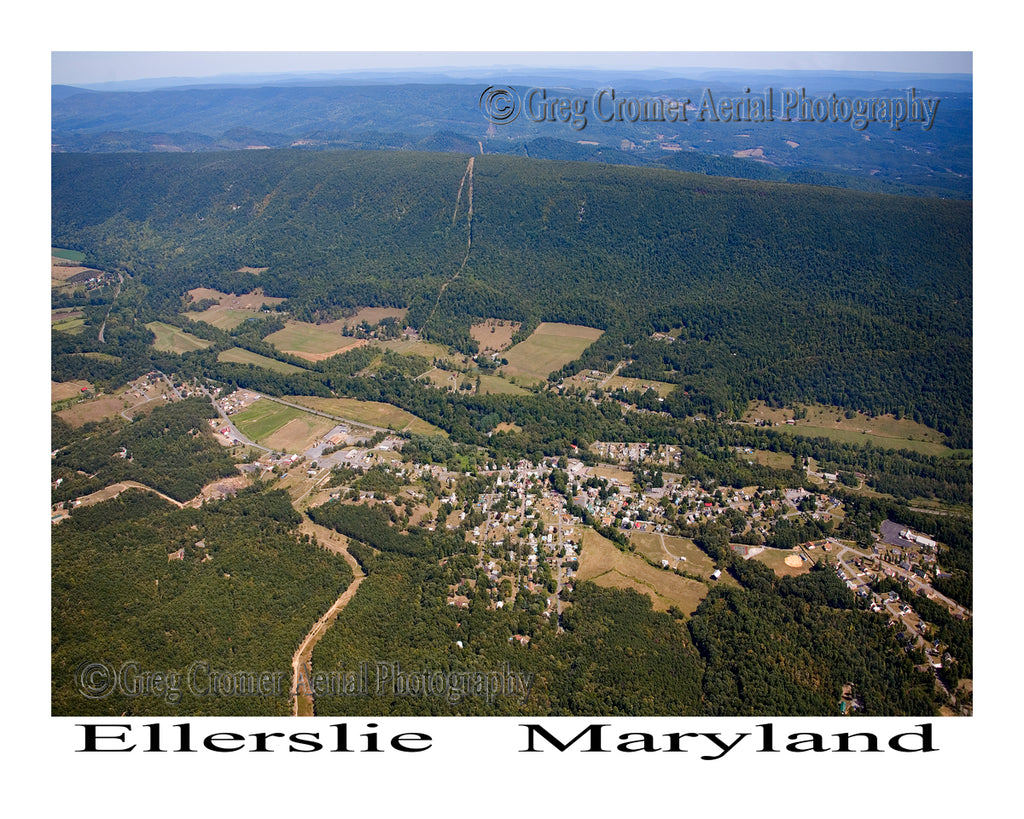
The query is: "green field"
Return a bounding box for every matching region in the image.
[372,338,461,363]
[146,321,212,354]
[52,316,85,334]
[784,424,951,456]
[743,448,797,470]
[52,247,85,262]
[218,347,307,374]
[500,323,603,385]
[290,396,443,436]
[231,400,318,444]
[742,401,951,456]
[187,308,261,331]
[477,374,529,395]
[264,321,363,358]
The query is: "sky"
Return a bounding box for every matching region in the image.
[52,50,973,87]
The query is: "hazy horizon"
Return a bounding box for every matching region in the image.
[52,51,973,88]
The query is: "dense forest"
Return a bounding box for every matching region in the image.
[51,488,353,716]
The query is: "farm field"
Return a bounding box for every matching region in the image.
[52,247,86,262]
[146,321,212,354]
[470,319,520,353]
[341,307,408,328]
[577,528,710,615]
[51,259,103,288]
[371,337,461,363]
[184,287,286,330]
[499,323,603,385]
[52,314,85,334]
[289,396,443,436]
[742,401,951,456]
[218,347,307,374]
[477,374,528,395]
[264,321,366,360]
[231,400,332,450]
[628,531,717,579]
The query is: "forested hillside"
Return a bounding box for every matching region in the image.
[52,149,971,445]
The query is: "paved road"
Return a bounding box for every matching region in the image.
[828,538,971,618]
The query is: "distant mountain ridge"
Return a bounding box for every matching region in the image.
[52,70,972,199]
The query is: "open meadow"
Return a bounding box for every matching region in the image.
[500,323,603,385]
[577,529,710,615]
[289,396,443,436]
[184,288,286,331]
[146,321,212,354]
[470,319,520,353]
[742,401,952,456]
[628,531,717,579]
[264,321,366,360]
[217,347,307,374]
[231,400,332,450]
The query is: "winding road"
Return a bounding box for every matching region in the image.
[290,519,367,716]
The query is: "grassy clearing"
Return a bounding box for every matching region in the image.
[577,529,709,615]
[263,415,336,454]
[500,323,603,384]
[343,307,408,328]
[743,449,797,470]
[218,347,307,374]
[289,396,443,436]
[52,380,92,403]
[146,321,212,354]
[264,321,365,359]
[231,400,317,444]
[57,396,134,427]
[187,308,261,331]
[742,401,951,455]
[52,247,86,262]
[185,288,286,330]
[590,465,635,486]
[477,374,528,395]
[418,368,474,391]
[372,338,460,362]
[53,317,86,334]
[628,531,717,578]
[470,319,520,353]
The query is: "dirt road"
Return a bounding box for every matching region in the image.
[290,518,367,716]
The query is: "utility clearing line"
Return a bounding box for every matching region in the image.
[426,156,474,328]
